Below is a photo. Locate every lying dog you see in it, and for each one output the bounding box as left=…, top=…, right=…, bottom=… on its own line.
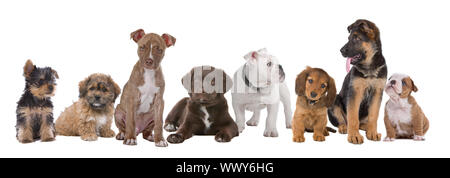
left=292, top=67, right=336, bottom=142
left=384, top=73, right=429, bottom=141
left=328, top=19, right=387, bottom=144
left=56, top=73, right=121, bottom=141
left=164, top=66, right=238, bottom=143
left=232, top=48, right=292, bottom=137
left=16, top=60, right=58, bottom=143
left=114, top=29, right=176, bottom=146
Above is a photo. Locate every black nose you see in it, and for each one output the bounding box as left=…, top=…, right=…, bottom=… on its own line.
left=340, top=46, right=348, bottom=54
left=95, top=96, right=101, bottom=100
left=310, top=92, right=317, bottom=98
left=48, top=85, right=53, bottom=91
left=390, top=80, right=396, bottom=85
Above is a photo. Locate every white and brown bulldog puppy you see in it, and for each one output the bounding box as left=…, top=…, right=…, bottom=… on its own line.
left=232, top=48, right=292, bottom=137
left=384, top=73, right=429, bottom=141
left=114, top=29, right=176, bottom=146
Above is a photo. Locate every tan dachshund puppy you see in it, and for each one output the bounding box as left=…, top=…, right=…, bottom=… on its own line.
left=292, top=67, right=336, bottom=142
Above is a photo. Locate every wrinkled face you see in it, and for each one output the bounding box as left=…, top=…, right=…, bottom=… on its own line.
left=341, top=20, right=379, bottom=67
left=23, top=60, right=58, bottom=100
left=305, top=71, right=329, bottom=101
left=182, top=66, right=232, bottom=105
left=385, top=73, right=417, bottom=99
left=80, top=74, right=120, bottom=111
left=244, top=48, right=283, bottom=88
left=137, top=34, right=167, bottom=69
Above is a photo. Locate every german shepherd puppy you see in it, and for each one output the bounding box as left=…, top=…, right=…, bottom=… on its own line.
left=328, top=19, right=387, bottom=144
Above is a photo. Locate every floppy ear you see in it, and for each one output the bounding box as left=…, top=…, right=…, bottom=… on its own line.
left=23, top=59, right=35, bottom=79
left=52, top=69, right=59, bottom=79
left=410, top=78, right=418, bottom=92
left=222, top=71, right=233, bottom=94
left=244, top=51, right=257, bottom=61
left=278, top=65, right=286, bottom=83
left=162, top=33, right=176, bottom=48
left=108, top=76, right=121, bottom=101
left=130, top=29, right=145, bottom=43
left=323, top=76, right=337, bottom=107
left=181, top=69, right=194, bottom=92
left=295, top=67, right=310, bottom=96
left=78, top=76, right=91, bottom=98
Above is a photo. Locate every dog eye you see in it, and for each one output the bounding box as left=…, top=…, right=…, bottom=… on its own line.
left=308, top=79, right=313, bottom=84
left=89, top=87, right=95, bottom=91
left=267, top=62, right=272, bottom=67
left=402, top=81, right=406, bottom=86
left=321, top=84, right=326, bottom=88
left=139, top=46, right=145, bottom=51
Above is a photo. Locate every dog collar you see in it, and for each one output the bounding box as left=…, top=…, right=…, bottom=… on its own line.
left=242, top=64, right=264, bottom=92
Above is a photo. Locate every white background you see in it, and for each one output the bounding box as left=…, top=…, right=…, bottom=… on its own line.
left=1, top=0, right=449, bottom=158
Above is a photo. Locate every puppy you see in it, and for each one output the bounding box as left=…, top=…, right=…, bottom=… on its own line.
left=114, top=29, right=176, bottom=146
left=292, top=67, right=336, bottom=142
left=328, top=19, right=387, bottom=144
left=16, top=60, right=58, bottom=143
left=55, top=73, right=121, bottom=141
left=232, top=48, right=292, bottom=137
left=164, top=66, right=238, bottom=143
left=383, top=73, right=429, bottom=141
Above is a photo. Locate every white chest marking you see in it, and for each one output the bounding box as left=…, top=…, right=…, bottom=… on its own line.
left=88, top=115, right=109, bottom=135
left=386, top=98, right=412, bottom=135
left=137, top=69, right=160, bottom=114
left=200, top=106, right=212, bottom=129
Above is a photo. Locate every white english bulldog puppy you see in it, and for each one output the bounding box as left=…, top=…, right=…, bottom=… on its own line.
left=231, top=48, right=292, bottom=137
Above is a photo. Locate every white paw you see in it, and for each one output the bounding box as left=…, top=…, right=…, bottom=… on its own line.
left=124, top=138, right=137, bottom=145
left=246, top=119, right=259, bottom=126
left=383, top=137, right=395, bottom=142
left=116, top=132, right=125, bottom=140
left=285, top=122, right=292, bottom=129
left=413, top=135, right=425, bottom=141
left=238, top=125, right=245, bottom=133
left=164, top=124, right=177, bottom=132
left=263, top=129, right=279, bottom=137
left=155, top=140, right=168, bottom=147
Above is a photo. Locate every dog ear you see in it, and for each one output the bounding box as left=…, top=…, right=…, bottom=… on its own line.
left=244, top=51, right=258, bottom=61
left=108, top=76, right=121, bottom=101
left=222, top=71, right=233, bottom=94
left=162, top=33, right=176, bottom=48
left=278, top=65, right=286, bottom=83
left=130, top=29, right=145, bottom=43
left=323, top=76, right=337, bottom=107
left=23, top=59, right=35, bottom=78
left=410, top=77, right=418, bottom=92
left=52, top=69, right=59, bottom=79
left=348, top=20, right=377, bottom=40
left=295, top=67, right=310, bottom=96
left=78, top=76, right=91, bottom=98
left=181, top=69, right=194, bottom=92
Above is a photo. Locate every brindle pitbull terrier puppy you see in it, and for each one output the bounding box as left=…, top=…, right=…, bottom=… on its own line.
left=114, top=29, right=176, bottom=146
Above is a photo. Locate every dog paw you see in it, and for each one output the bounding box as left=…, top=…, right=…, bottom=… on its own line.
left=338, top=125, right=347, bottom=134
left=263, top=129, right=279, bottom=137
left=18, top=137, right=34, bottom=144
left=286, top=122, right=292, bottom=129
left=81, top=134, right=98, bottom=141
left=145, top=135, right=155, bottom=142
left=164, top=124, right=177, bottom=132
left=293, top=136, right=305, bottom=143
left=413, top=135, right=425, bottom=141
left=116, top=132, right=125, bottom=140
left=41, top=136, right=55, bottom=142
left=366, top=131, right=381, bottom=141
left=215, top=133, right=232, bottom=143
left=348, top=133, right=364, bottom=144
left=155, top=140, right=168, bottom=147
left=384, top=137, right=395, bottom=142
left=167, top=134, right=184, bottom=144
left=101, top=130, right=116, bottom=138
left=246, top=119, right=259, bottom=126
left=313, top=134, right=325, bottom=142
left=123, top=138, right=137, bottom=145
left=238, top=125, right=245, bottom=133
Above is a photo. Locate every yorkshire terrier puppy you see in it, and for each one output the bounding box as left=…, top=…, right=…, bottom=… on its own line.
left=16, top=60, right=59, bottom=143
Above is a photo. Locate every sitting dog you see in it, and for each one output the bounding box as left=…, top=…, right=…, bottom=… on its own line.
left=232, top=48, right=292, bottom=137
left=164, top=66, right=238, bottom=143
left=55, top=73, right=121, bottom=141
left=114, top=29, right=176, bottom=146
left=383, top=73, right=429, bottom=141
left=292, top=67, right=336, bottom=142
left=16, top=60, right=58, bottom=143
left=328, top=19, right=387, bottom=144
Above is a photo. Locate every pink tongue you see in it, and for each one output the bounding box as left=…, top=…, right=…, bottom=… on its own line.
left=346, top=57, right=352, bottom=73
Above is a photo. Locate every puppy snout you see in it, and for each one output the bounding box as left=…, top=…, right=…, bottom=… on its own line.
left=310, top=92, right=317, bottom=98
left=340, top=46, right=348, bottom=55
left=94, top=95, right=101, bottom=101
left=390, top=80, right=396, bottom=85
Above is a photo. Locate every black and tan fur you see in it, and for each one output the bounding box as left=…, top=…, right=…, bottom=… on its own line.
left=327, top=19, right=388, bottom=144
left=16, top=60, right=59, bottom=143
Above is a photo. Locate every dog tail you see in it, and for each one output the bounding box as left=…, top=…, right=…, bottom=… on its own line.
left=327, top=108, right=340, bottom=127
left=164, top=97, right=189, bottom=132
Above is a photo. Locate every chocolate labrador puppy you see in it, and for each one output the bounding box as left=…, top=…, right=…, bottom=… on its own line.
left=164, top=66, right=239, bottom=143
